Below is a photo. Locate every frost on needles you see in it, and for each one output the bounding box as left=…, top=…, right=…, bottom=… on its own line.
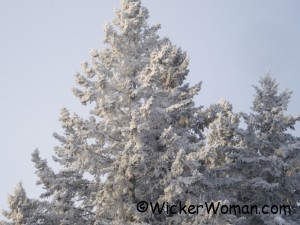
left=1, top=0, right=299, bottom=225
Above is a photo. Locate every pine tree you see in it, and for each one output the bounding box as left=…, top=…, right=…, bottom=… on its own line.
left=2, top=1, right=300, bottom=224
left=207, top=74, right=300, bottom=225
left=199, top=75, right=300, bottom=225
left=241, top=74, right=300, bottom=224
left=2, top=183, right=36, bottom=225
left=1, top=0, right=208, bottom=224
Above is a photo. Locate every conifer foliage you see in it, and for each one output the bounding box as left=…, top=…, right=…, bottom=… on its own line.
left=1, top=1, right=299, bottom=224
left=240, top=75, right=300, bottom=224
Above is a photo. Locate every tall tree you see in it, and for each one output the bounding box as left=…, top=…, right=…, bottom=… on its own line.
left=1, top=0, right=208, bottom=224
left=2, top=1, right=300, bottom=224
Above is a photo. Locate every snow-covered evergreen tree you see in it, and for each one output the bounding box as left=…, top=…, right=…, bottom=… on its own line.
left=207, top=74, right=300, bottom=225
left=2, top=0, right=300, bottom=224
left=2, top=183, right=37, bottom=225
left=1, top=0, right=208, bottom=224
left=199, top=75, right=300, bottom=225
left=198, top=99, right=246, bottom=225
left=240, top=74, right=300, bottom=224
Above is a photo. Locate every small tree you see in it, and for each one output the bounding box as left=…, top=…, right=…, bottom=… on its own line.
left=241, top=74, right=300, bottom=224
left=209, top=75, right=299, bottom=224
left=199, top=75, right=300, bottom=225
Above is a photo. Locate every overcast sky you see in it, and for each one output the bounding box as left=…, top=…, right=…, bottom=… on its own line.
left=1, top=0, right=300, bottom=216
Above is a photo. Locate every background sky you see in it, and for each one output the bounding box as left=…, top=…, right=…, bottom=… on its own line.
left=1, top=0, right=300, bottom=218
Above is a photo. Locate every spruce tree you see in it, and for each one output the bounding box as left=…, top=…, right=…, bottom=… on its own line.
left=204, top=75, right=300, bottom=225
left=1, top=0, right=208, bottom=224
left=2, top=1, right=300, bottom=224
left=241, top=74, right=300, bottom=224
left=199, top=75, right=300, bottom=225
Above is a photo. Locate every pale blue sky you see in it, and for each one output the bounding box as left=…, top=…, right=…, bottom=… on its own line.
left=1, top=0, right=300, bottom=216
